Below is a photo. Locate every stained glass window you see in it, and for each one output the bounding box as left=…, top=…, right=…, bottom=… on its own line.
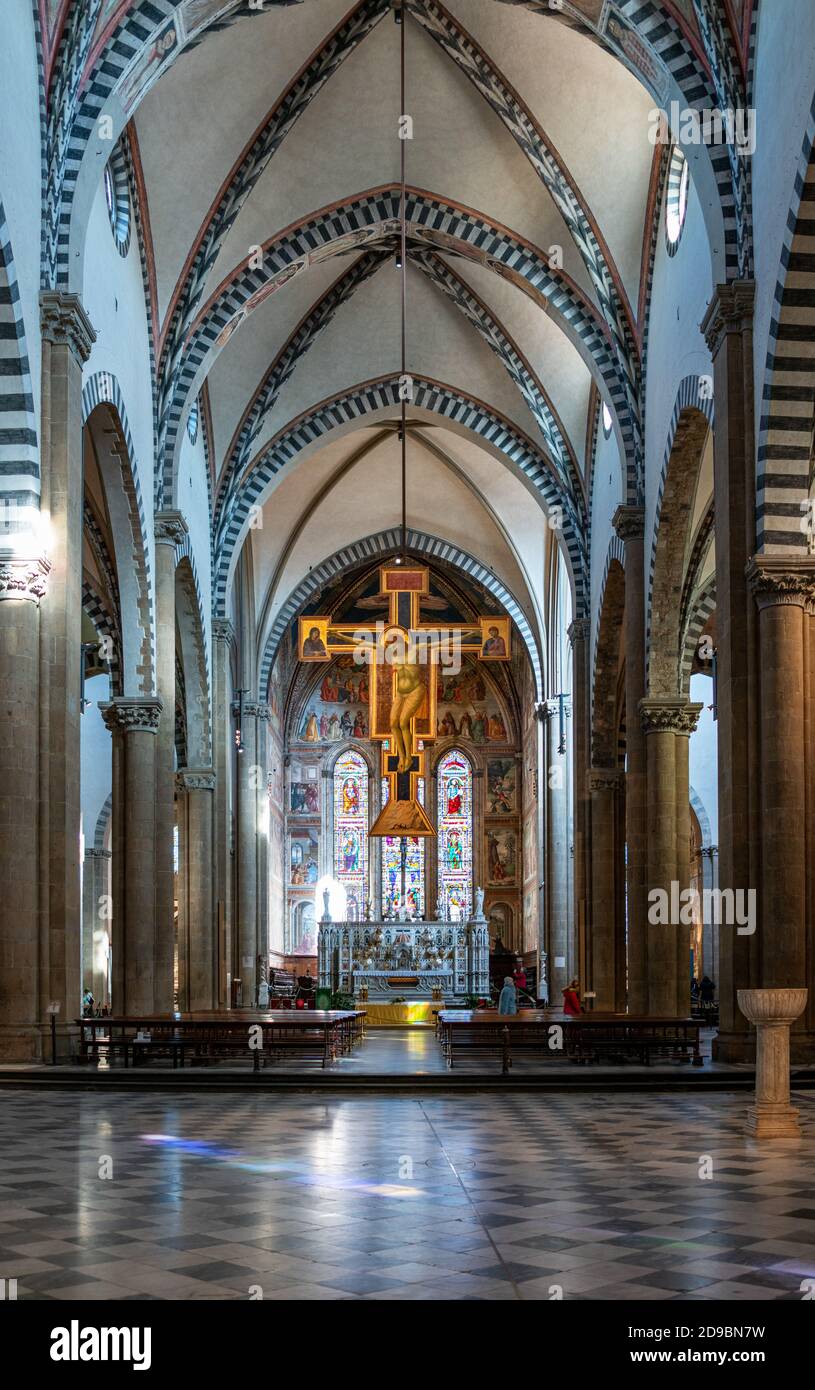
left=333, top=750, right=368, bottom=919
left=380, top=777, right=425, bottom=917
left=437, top=749, right=473, bottom=921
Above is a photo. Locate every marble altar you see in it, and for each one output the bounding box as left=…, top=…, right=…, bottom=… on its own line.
left=318, top=918, right=489, bottom=1000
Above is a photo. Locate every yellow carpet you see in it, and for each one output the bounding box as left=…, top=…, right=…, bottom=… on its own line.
left=362, top=1001, right=444, bottom=1026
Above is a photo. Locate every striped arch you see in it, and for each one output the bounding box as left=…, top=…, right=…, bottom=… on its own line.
left=93, top=793, right=113, bottom=853
left=689, top=786, right=714, bottom=851
left=414, top=250, right=586, bottom=519
left=216, top=246, right=587, bottom=541
left=678, top=497, right=714, bottom=644
left=680, top=574, right=716, bottom=698
left=757, top=96, right=815, bottom=554
left=160, top=189, right=635, bottom=509
left=215, top=247, right=388, bottom=531
left=646, top=375, right=713, bottom=691
left=217, top=374, right=587, bottom=622
left=82, top=574, right=123, bottom=697
left=0, top=200, right=39, bottom=533
left=82, top=371, right=155, bottom=694
left=258, top=527, right=543, bottom=704
left=47, top=0, right=740, bottom=294
left=173, top=539, right=212, bottom=766
left=591, top=535, right=626, bottom=764
left=410, top=0, right=641, bottom=461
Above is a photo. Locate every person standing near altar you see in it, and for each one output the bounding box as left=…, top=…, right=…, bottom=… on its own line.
left=498, top=976, right=517, bottom=1015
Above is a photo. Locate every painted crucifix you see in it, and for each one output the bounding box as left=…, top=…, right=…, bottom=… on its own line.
left=298, top=563, right=510, bottom=839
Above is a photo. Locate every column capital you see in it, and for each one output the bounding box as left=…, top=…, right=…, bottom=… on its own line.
left=154, top=510, right=189, bottom=547
left=701, top=280, right=755, bottom=357
left=176, top=767, right=216, bottom=793
left=231, top=699, right=271, bottom=722
left=212, top=619, right=235, bottom=646
left=612, top=504, right=645, bottom=542
left=99, top=696, right=162, bottom=734
left=0, top=556, right=50, bottom=602
left=746, top=556, right=815, bottom=614
left=567, top=617, right=589, bottom=646
left=587, top=766, right=623, bottom=793
left=639, top=697, right=703, bottom=737
left=39, top=290, right=96, bottom=364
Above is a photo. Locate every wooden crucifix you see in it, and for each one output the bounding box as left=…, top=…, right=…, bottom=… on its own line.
left=298, top=563, right=510, bottom=839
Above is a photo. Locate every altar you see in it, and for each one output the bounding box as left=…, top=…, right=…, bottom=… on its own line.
left=318, top=918, right=489, bottom=1001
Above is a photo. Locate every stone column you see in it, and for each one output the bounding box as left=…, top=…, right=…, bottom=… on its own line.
left=613, top=505, right=647, bottom=1012
left=34, top=293, right=96, bottom=1058
left=175, top=768, right=216, bottom=1011
left=568, top=618, right=590, bottom=992
left=0, top=558, right=48, bottom=1058
left=701, top=281, right=758, bottom=1060
left=82, top=848, right=111, bottom=1002
left=541, top=699, right=570, bottom=1005
left=99, top=698, right=162, bottom=1013
left=212, top=620, right=234, bottom=1006
left=640, top=699, right=702, bottom=1015
left=153, top=511, right=188, bottom=1012
left=587, top=767, right=622, bottom=1010
left=738, top=988, right=808, bottom=1137
left=748, top=558, right=815, bottom=1055
left=233, top=699, right=271, bottom=1007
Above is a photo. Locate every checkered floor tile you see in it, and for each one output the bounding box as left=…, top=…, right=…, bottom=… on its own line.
left=0, top=1089, right=812, bottom=1300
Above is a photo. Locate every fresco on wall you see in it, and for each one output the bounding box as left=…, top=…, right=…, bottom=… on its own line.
left=486, top=758, right=517, bottom=814
left=435, top=660, right=510, bottom=744
left=289, top=828, right=319, bottom=886
left=290, top=901, right=318, bottom=956
left=290, top=779, right=319, bottom=814
left=487, top=828, right=517, bottom=886
left=294, top=656, right=369, bottom=744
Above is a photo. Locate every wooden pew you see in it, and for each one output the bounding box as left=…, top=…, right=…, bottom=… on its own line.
left=436, top=1010, right=703, bottom=1072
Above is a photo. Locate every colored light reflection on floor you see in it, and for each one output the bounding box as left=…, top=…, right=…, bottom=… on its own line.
left=141, top=1134, right=425, bottom=1197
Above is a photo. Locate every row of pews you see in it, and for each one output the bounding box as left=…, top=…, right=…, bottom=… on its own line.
left=75, top=1010, right=366, bottom=1071
left=436, top=1010, right=704, bottom=1072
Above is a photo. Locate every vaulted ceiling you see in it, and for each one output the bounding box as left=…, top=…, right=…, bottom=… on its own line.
left=68, top=0, right=735, bottom=673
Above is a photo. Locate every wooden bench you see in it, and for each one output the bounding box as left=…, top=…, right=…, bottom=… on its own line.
left=436, top=1010, right=703, bottom=1071
left=75, top=1010, right=366, bottom=1071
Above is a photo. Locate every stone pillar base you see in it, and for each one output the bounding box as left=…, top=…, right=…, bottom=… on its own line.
left=746, top=1102, right=801, bottom=1139
left=0, top=1025, right=44, bottom=1063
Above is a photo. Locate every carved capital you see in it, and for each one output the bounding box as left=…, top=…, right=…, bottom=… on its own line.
left=99, top=696, right=162, bottom=735
left=176, top=767, right=216, bottom=793
left=701, top=280, right=755, bottom=358
left=639, top=697, right=703, bottom=737
left=587, top=767, right=623, bottom=793
left=231, top=700, right=271, bottom=723
left=154, top=509, right=189, bottom=547
left=746, top=556, right=815, bottom=614
left=212, top=619, right=235, bottom=645
left=40, top=291, right=96, bottom=364
left=612, top=504, right=645, bottom=542
left=567, top=618, right=589, bottom=646
left=0, top=556, right=50, bottom=602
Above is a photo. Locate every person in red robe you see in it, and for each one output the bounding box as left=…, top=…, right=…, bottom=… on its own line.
left=562, top=978, right=582, bottom=1016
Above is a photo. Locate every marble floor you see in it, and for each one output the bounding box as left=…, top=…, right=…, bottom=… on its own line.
left=1, top=1088, right=814, bottom=1300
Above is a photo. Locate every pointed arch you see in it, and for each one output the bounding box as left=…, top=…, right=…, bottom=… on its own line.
left=217, top=375, right=587, bottom=626
left=0, top=200, right=39, bottom=535
left=82, top=371, right=155, bottom=695
left=646, top=376, right=713, bottom=695
left=757, top=102, right=815, bottom=553
left=436, top=746, right=473, bottom=921
left=257, top=527, right=543, bottom=704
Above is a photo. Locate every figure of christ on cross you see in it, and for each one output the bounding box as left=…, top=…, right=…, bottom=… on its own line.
left=389, top=648, right=426, bottom=774
left=296, top=563, right=510, bottom=836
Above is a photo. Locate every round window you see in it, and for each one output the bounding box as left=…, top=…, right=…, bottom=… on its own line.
left=666, top=148, right=690, bottom=252
left=104, top=147, right=131, bottom=258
